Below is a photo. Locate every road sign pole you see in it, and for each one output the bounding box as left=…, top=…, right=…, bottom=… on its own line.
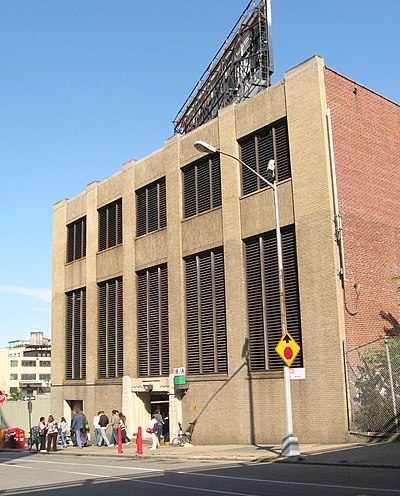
left=274, top=184, right=300, bottom=458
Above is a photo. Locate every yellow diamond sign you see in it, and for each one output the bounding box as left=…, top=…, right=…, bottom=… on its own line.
left=275, top=331, right=300, bottom=367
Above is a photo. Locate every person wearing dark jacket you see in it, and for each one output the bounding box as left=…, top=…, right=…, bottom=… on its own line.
left=97, top=410, right=110, bottom=446
left=71, top=408, right=86, bottom=449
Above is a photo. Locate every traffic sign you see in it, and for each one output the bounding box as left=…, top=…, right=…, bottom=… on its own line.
left=0, top=391, right=7, bottom=405
left=275, top=331, right=301, bottom=367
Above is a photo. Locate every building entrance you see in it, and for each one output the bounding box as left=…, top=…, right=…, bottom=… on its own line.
left=150, top=392, right=169, bottom=442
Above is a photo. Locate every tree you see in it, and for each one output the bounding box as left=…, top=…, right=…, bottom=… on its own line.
left=8, top=388, right=23, bottom=401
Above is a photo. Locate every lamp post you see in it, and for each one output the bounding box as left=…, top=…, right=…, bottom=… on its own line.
left=194, top=140, right=300, bottom=457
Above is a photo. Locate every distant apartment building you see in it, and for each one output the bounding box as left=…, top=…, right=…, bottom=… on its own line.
left=51, top=56, right=399, bottom=444
left=0, top=331, right=51, bottom=397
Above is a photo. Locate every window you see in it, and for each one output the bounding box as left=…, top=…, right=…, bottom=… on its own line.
left=10, top=374, right=18, bottom=380
left=183, top=154, right=221, bottom=219
left=39, top=374, right=51, bottom=381
left=244, top=225, right=302, bottom=371
left=21, top=374, right=36, bottom=380
left=136, top=177, right=167, bottom=237
left=66, top=288, right=86, bottom=380
left=239, top=118, right=291, bottom=196
left=21, top=360, right=36, bottom=367
left=67, top=216, right=86, bottom=262
left=39, top=361, right=51, bottom=367
left=98, top=277, right=123, bottom=378
left=10, top=360, right=18, bottom=367
left=98, top=198, right=122, bottom=251
left=137, top=264, right=169, bottom=376
left=185, top=248, right=227, bottom=375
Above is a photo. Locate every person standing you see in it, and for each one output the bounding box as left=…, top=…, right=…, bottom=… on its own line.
left=98, top=410, right=110, bottom=446
left=46, top=415, right=58, bottom=452
left=109, top=409, right=120, bottom=446
left=39, top=416, right=47, bottom=452
left=118, top=412, right=131, bottom=444
left=93, top=411, right=102, bottom=447
left=71, top=408, right=85, bottom=449
left=59, top=417, right=68, bottom=448
left=153, top=409, right=164, bottom=442
left=147, top=414, right=159, bottom=451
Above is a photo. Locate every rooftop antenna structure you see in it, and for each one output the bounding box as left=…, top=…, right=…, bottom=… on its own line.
left=173, top=0, right=274, bottom=135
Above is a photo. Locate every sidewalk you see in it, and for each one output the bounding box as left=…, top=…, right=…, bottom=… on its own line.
left=2, top=439, right=399, bottom=469
left=37, top=438, right=400, bottom=468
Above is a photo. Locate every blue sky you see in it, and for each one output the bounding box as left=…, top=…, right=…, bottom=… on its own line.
left=0, top=0, right=399, bottom=347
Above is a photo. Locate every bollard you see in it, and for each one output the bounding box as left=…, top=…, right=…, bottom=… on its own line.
left=117, top=425, right=122, bottom=454
left=132, top=426, right=143, bottom=455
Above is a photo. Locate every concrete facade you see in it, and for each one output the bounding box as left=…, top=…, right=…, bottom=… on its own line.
left=51, top=56, right=399, bottom=444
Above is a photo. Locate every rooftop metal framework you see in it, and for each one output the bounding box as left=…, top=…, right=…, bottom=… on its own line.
left=173, top=0, right=274, bottom=135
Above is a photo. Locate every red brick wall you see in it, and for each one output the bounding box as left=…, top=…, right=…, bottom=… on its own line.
left=324, top=67, right=400, bottom=349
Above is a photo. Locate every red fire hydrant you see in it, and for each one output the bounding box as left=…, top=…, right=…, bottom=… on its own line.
left=133, top=426, right=143, bottom=455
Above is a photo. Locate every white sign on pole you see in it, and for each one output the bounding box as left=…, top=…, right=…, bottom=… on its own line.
left=289, top=368, right=306, bottom=380
left=173, top=367, right=186, bottom=376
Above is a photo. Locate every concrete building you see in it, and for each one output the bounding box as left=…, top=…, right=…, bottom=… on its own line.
left=51, top=56, right=400, bottom=444
left=0, top=331, right=51, bottom=397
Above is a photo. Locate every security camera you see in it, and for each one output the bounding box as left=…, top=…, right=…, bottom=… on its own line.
left=267, top=159, right=275, bottom=172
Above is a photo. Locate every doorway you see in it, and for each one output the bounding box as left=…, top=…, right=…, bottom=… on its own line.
left=150, top=393, right=169, bottom=442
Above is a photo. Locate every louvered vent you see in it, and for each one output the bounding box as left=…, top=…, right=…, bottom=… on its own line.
left=185, top=248, right=227, bottom=375
left=239, top=118, right=291, bottom=195
left=66, top=217, right=86, bottom=263
left=98, top=199, right=123, bottom=251
left=136, top=177, right=167, bottom=236
left=98, top=277, right=123, bottom=378
left=137, top=264, right=169, bottom=377
left=245, top=225, right=302, bottom=371
left=183, top=154, right=221, bottom=219
left=66, top=288, right=86, bottom=380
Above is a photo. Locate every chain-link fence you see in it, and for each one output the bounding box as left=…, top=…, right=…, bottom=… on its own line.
left=344, top=337, right=400, bottom=436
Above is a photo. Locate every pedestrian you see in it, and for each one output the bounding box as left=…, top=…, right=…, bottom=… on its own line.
left=59, top=416, right=68, bottom=448
left=98, top=410, right=110, bottom=446
left=118, top=412, right=131, bottom=444
left=46, top=415, right=58, bottom=452
left=93, top=411, right=102, bottom=447
left=153, top=409, right=164, bottom=442
left=70, top=408, right=86, bottom=449
left=147, top=414, right=159, bottom=451
left=80, top=413, right=90, bottom=447
left=109, top=409, right=120, bottom=446
left=39, top=416, right=47, bottom=452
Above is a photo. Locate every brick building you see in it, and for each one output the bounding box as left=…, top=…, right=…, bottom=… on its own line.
left=51, top=56, right=399, bottom=444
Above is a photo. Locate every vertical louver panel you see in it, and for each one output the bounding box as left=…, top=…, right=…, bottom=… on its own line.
left=240, top=136, right=258, bottom=196
left=282, top=227, right=302, bottom=367
left=159, top=178, right=167, bottom=229
left=245, top=240, right=266, bottom=370
left=137, top=265, right=169, bottom=377
left=98, top=277, right=123, bottom=378
left=274, top=120, right=291, bottom=182
left=183, top=155, right=221, bottom=219
left=136, top=178, right=167, bottom=236
left=185, top=257, right=200, bottom=374
left=66, top=288, right=86, bottom=380
left=245, top=225, right=302, bottom=371
left=183, top=166, right=196, bottom=219
left=136, top=188, right=147, bottom=237
left=147, top=184, right=158, bottom=233
left=211, top=155, right=222, bottom=208
left=197, top=162, right=211, bottom=214
left=185, top=248, right=227, bottom=375
left=98, top=199, right=122, bottom=251
left=66, top=217, right=86, bottom=263
left=137, top=271, right=149, bottom=376
left=239, top=118, right=291, bottom=195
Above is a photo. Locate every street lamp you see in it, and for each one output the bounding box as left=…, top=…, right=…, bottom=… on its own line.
left=194, top=140, right=300, bottom=457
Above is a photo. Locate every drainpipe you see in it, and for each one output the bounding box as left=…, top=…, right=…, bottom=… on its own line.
left=326, top=108, right=360, bottom=315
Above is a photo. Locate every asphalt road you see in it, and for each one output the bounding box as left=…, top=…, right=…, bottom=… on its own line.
left=0, top=451, right=399, bottom=495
